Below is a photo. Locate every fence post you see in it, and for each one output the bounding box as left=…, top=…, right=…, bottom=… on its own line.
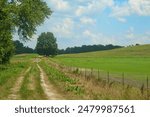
left=85, top=68, right=86, bottom=79
left=98, top=69, right=100, bottom=80
left=147, top=76, right=149, bottom=99
left=91, top=68, right=93, bottom=78
left=122, top=72, right=125, bottom=89
left=141, top=84, right=145, bottom=97
left=107, top=72, right=110, bottom=84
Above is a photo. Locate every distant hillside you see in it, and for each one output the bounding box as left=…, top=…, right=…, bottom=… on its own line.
left=60, top=44, right=150, bottom=58
left=58, top=44, right=122, bottom=54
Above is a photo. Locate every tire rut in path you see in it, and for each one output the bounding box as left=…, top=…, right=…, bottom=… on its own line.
left=7, top=67, right=31, bottom=100
left=37, top=64, right=64, bottom=100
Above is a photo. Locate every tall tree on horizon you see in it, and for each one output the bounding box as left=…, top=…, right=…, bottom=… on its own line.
left=36, top=32, right=58, bottom=56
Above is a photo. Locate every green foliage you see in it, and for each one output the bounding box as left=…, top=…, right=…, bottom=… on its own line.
left=0, top=0, right=52, bottom=64
left=39, top=60, right=85, bottom=98
left=13, top=40, right=34, bottom=54
left=36, top=32, right=58, bottom=56
left=58, top=44, right=122, bottom=54
left=0, top=32, right=14, bottom=64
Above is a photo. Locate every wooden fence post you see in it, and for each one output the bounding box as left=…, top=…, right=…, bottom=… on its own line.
left=122, top=72, right=125, bottom=89
left=147, top=76, right=149, bottom=99
left=91, top=68, right=93, bottom=78
left=98, top=69, right=100, bottom=80
left=107, top=72, right=110, bottom=84
left=85, top=68, right=86, bottom=79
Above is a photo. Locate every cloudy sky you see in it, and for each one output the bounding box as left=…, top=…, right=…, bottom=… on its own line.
left=24, top=0, right=150, bottom=49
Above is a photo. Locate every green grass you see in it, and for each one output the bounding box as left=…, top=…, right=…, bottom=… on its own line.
left=52, top=44, right=150, bottom=81
left=39, top=59, right=85, bottom=99
left=0, top=61, right=29, bottom=99
left=60, top=44, right=150, bottom=58
left=0, top=54, right=38, bottom=99
left=20, top=64, right=46, bottom=100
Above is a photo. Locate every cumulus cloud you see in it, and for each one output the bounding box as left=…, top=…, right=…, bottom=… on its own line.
left=75, top=0, right=114, bottom=16
left=48, top=0, right=70, bottom=11
left=83, top=30, right=116, bottom=44
left=80, top=17, right=96, bottom=25
left=111, top=0, right=150, bottom=22
left=51, top=18, right=74, bottom=38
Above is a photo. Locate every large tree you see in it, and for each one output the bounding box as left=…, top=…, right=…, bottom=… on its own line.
left=36, top=32, right=58, bottom=56
left=0, top=0, right=52, bottom=64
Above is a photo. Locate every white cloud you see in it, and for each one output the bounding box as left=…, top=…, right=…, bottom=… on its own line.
left=129, top=0, right=150, bottom=16
left=48, top=0, right=70, bottom=11
left=110, top=5, right=131, bottom=20
left=80, top=17, right=96, bottom=25
left=75, top=0, right=114, bottom=16
left=51, top=18, right=74, bottom=38
left=83, top=30, right=116, bottom=44
left=111, top=0, right=150, bottom=22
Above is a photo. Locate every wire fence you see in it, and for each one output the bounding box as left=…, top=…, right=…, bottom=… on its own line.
left=48, top=60, right=149, bottom=99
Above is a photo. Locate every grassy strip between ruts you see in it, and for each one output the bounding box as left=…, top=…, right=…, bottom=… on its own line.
left=20, top=63, right=46, bottom=100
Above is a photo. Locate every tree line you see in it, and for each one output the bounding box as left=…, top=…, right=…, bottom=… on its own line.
left=13, top=39, right=123, bottom=55
left=13, top=40, right=35, bottom=54
left=58, top=44, right=123, bottom=54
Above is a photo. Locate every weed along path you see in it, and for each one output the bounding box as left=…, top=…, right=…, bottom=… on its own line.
left=37, top=64, right=64, bottom=100
left=7, top=67, right=31, bottom=100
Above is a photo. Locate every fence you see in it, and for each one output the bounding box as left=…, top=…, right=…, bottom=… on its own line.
left=48, top=60, right=150, bottom=99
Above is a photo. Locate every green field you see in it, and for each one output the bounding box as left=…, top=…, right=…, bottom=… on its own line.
left=53, top=44, right=150, bottom=79
left=0, top=45, right=150, bottom=100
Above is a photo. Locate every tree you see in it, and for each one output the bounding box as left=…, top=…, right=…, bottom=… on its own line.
left=36, top=32, right=58, bottom=56
left=0, top=0, right=51, bottom=64
left=13, top=40, right=34, bottom=54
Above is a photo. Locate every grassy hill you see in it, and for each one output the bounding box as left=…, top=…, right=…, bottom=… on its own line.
left=59, top=44, right=150, bottom=58
left=53, top=44, right=150, bottom=76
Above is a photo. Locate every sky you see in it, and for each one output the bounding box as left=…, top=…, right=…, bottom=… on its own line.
left=22, top=0, right=150, bottom=49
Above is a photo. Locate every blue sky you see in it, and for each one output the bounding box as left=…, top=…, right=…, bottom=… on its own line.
left=23, top=0, right=150, bottom=49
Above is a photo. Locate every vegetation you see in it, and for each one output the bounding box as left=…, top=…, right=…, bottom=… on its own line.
left=58, top=44, right=122, bottom=54
left=0, top=0, right=51, bottom=64
left=39, top=59, right=85, bottom=99
left=0, top=59, right=29, bottom=99
left=36, top=32, right=58, bottom=56
left=60, top=44, right=150, bottom=58
left=20, top=64, right=46, bottom=100
left=13, top=40, right=34, bottom=54
left=53, top=44, right=150, bottom=80
left=0, top=54, right=149, bottom=100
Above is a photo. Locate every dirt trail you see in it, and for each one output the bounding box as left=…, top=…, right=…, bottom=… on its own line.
left=7, top=67, right=31, bottom=100
left=37, top=64, right=64, bottom=100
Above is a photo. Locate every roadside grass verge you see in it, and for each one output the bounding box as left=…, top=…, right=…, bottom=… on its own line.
left=39, top=59, right=85, bottom=99
left=0, top=62, right=28, bottom=99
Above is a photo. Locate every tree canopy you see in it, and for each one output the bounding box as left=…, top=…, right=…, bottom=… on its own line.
left=36, top=32, right=58, bottom=56
left=58, top=44, right=123, bottom=54
left=0, top=0, right=51, bottom=64
left=13, top=40, right=34, bottom=54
